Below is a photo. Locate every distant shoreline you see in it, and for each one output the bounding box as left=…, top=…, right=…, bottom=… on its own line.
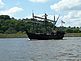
left=0, top=34, right=28, bottom=38
left=64, top=33, right=81, bottom=37
left=0, top=33, right=81, bottom=38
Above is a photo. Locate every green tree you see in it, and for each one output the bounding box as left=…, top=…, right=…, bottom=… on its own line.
left=0, top=15, right=11, bottom=20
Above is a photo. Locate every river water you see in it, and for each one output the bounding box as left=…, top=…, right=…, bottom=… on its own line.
left=0, top=37, right=81, bottom=61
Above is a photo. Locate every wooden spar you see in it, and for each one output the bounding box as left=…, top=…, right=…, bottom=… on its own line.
left=34, top=16, right=45, bottom=19
left=33, top=15, right=55, bottom=22
left=56, top=15, right=60, bottom=22
left=52, top=15, right=60, bottom=26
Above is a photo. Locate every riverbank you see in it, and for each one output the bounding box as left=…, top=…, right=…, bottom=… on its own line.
left=0, top=33, right=81, bottom=38
left=64, top=33, right=81, bottom=37
left=0, top=34, right=28, bottom=38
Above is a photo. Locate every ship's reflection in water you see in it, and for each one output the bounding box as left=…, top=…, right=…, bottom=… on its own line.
left=0, top=37, right=81, bottom=61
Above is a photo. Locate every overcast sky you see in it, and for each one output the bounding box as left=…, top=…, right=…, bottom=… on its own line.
left=0, top=0, right=81, bottom=27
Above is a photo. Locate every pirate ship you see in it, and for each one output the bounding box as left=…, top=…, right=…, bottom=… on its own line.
left=25, top=13, right=65, bottom=40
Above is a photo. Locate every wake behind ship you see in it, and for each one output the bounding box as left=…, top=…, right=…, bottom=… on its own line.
left=25, top=13, right=65, bottom=40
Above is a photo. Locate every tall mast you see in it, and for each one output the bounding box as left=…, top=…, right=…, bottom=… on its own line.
left=44, top=13, right=48, bottom=33
left=32, top=12, right=35, bottom=33
left=54, top=16, right=55, bottom=22
left=32, top=13, right=34, bottom=19
left=53, top=15, right=56, bottom=29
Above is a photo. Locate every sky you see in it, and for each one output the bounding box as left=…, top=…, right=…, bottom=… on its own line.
left=0, top=0, right=81, bottom=27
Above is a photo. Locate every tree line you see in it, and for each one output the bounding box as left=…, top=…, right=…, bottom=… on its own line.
left=0, top=15, right=81, bottom=34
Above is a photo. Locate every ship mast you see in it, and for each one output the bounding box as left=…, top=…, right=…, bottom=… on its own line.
left=32, top=13, right=35, bottom=33
left=31, top=13, right=59, bottom=33
left=44, top=13, right=48, bottom=33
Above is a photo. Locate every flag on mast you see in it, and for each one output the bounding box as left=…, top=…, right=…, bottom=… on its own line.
left=61, top=20, right=65, bottom=23
left=61, top=20, right=65, bottom=27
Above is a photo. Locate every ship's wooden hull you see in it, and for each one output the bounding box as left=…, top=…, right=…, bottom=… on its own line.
left=26, top=31, right=65, bottom=40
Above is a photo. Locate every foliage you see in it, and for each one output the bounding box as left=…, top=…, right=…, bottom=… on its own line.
left=0, top=15, right=81, bottom=34
left=0, top=15, right=10, bottom=20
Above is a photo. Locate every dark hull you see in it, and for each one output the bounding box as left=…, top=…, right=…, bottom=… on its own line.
left=26, top=31, right=65, bottom=40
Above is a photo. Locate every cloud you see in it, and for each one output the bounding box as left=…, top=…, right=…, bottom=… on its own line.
left=0, top=7, right=23, bottom=16
left=50, top=0, right=81, bottom=11
left=50, top=0, right=81, bottom=27
left=0, top=0, right=4, bottom=8
left=63, top=11, right=81, bottom=27
left=29, top=0, right=48, bottom=3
